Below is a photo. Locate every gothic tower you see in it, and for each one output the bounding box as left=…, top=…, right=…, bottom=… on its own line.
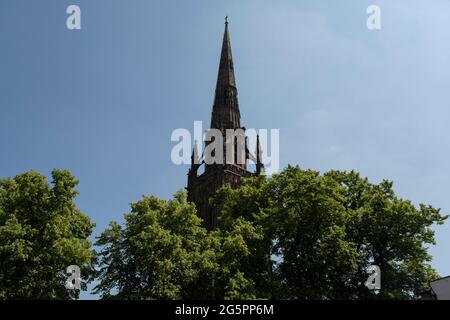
left=187, top=19, right=263, bottom=229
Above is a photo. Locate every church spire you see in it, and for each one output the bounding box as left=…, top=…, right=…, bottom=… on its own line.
left=210, top=18, right=241, bottom=131
left=187, top=20, right=263, bottom=230
left=216, top=17, right=236, bottom=90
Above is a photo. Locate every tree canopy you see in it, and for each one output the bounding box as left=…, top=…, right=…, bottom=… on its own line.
left=0, top=170, right=95, bottom=299
left=94, top=165, right=447, bottom=299
left=0, top=167, right=445, bottom=299
left=94, top=191, right=262, bottom=299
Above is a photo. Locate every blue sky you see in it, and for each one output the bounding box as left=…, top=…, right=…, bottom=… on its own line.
left=1, top=0, right=449, bottom=298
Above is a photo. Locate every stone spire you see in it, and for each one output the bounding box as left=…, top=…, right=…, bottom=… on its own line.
left=210, top=18, right=241, bottom=131
left=187, top=19, right=261, bottom=230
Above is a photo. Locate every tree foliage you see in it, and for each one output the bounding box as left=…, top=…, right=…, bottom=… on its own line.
left=95, top=165, right=447, bottom=299
left=0, top=170, right=95, bottom=299
left=214, top=166, right=447, bottom=299
left=94, top=191, right=261, bottom=299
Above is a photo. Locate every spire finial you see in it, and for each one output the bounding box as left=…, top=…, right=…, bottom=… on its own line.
left=225, top=16, right=228, bottom=25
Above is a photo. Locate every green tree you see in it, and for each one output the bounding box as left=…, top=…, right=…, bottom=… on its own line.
left=214, top=167, right=362, bottom=299
left=214, top=166, right=447, bottom=299
left=94, top=191, right=261, bottom=299
left=95, top=165, right=446, bottom=300
left=325, top=170, right=446, bottom=299
left=0, top=170, right=95, bottom=299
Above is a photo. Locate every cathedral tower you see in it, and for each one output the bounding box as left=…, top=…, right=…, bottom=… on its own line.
left=187, top=19, right=263, bottom=229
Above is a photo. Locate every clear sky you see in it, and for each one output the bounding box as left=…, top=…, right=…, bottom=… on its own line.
left=1, top=0, right=449, bottom=299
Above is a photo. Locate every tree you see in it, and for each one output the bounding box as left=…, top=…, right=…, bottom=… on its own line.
left=0, top=170, right=95, bottom=299
left=325, top=170, right=446, bottom=299
left=214, top=165, right=447, bottom=299
left=95, top=165, right=447, bottom=300
left=214, top=167, right=362, bottom=299
left=94, top=191, right=261, bottom=299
